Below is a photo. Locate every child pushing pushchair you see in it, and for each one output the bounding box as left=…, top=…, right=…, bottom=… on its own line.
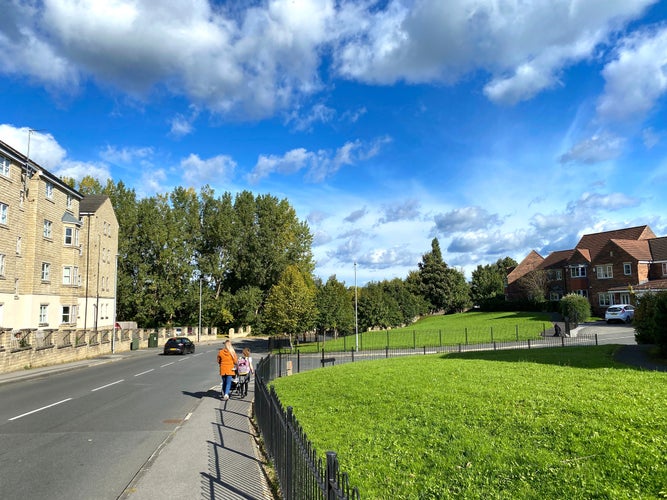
left=230, top=348, right=254, bottom=398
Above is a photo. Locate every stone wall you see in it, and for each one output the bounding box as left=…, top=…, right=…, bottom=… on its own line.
left=0, top=326, right=220, bottom=374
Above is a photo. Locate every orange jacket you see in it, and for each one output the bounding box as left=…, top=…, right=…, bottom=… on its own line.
left=217, top=348, right=237, bottom=376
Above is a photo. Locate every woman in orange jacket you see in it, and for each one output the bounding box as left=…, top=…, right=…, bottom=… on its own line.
left=217, top=339, right=238, bottom=400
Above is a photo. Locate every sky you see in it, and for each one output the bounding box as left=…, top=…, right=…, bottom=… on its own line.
left=1, top=0, right=667, bottom=287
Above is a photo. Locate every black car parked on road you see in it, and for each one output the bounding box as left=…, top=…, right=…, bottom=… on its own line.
left=163, top=337, right=196, bottom=355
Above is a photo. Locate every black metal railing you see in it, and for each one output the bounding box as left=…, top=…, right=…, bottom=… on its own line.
left=255, top=357, right=361, bottom=499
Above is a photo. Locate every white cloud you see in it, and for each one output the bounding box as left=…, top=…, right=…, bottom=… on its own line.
left=100, top=145, right=154, bottom=164
left=432, top=206, right=502, bottom=234
left=379, top=199, right=421, bottom=223
left=597, top=25, right=667, bottom=121
left=180, top=153, right=236, bottom=187
left=559, top=132, right=625, bottom=164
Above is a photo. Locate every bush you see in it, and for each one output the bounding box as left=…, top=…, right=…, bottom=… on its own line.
left=560, top=294, right=591, bottom=327
left=634, top=291, right=667, bottom=354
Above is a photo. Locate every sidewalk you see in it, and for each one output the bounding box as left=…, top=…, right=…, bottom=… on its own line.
left=0, top=346, right=275, bottom=500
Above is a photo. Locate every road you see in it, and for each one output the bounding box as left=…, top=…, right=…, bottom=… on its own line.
left=0, top=341, right=226, bottom=500
left=576, top=321, right=637, bottom=345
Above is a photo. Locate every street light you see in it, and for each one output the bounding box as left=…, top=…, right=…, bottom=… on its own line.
left=354, top=261, right=358, bottom=352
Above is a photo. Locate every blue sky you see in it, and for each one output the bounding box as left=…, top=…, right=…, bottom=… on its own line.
left=1, top=0, right=667, bottom=286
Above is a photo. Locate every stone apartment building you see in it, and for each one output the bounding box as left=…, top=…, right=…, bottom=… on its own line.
left=0, top=138, right=118, bottom=333
left=506, top=225, right=667, bottom=316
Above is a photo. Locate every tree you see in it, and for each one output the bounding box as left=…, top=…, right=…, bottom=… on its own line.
left=517, top=269, right=548, bottom=303
left=560, top=293, right=590, bottom=327
left=634, top=291, right=667, bottom=354
left=417, top=238, right=450, bottom=312
left=263, top=265, right=317, bottom=344
left=444, top=267, right=472, bottom=313
left=471, top=257, right=517, bottom=309
left=315, top=275, right=354, bottom=337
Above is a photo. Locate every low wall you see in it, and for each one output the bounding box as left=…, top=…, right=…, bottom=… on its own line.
left=0, top=326, right=220, bottom=375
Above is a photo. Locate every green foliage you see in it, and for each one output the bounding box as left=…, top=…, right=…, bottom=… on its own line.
left=471, top=257, right=517, bottom=309
left=559, top=293, right=591, bottom=326
left=272, top=346, right=667, bottom=499
left=315, top=275, right=354, bottom=336
left=417, top=238, right=471, bottom=313
left=264, top=265, right=317, bottom=340
left=634, top=291, right=667, bottom=354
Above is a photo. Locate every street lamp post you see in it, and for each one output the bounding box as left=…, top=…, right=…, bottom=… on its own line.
left=354, top=261, right=358, bottom=352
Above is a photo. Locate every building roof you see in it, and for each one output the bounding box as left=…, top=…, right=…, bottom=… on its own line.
left=609, top=239, right=652, bottom=261
left=507, top=250, right=543, bottom=284
left=648, top=237, right=667, bottom=262
left=575, top=225, right=655, bottom=261
left=539, top=249, right=573, bottom=269
left=608, top=278, right=667, bottom=292
left=79, top=195, right=110, bottom=214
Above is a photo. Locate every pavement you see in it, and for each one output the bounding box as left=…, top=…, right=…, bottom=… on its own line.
left=0, top=343, right=275, bottom=500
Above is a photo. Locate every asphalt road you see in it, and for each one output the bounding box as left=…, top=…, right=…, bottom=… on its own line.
left=0, top=341, right=227, bottom=500
left=577, top=321, right=637, bottom=345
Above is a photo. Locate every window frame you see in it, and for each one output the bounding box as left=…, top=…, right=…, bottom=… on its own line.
left=596, top=264, right=613, bottom=279
left=64, top=227, right=73, bottom=246
left=623, top=262, right=632, bottom=276
left=0, top=155, right=9, bottom=177
left=0, top=202, right=8, bottom=225
left=39, top=304, right=48, bottom=325
left=599, top=293, right=612, bottom=307
left=41, top=262, right=51, bottom=282
left=45, top=181, right=54, bottom=200
left=43, top=219, right=52, bottom=238
left=662, top=262, right=667, bottom=276
left=570, top=265, right=586, bottom=278
left=0, top=253, right=5, bottom=276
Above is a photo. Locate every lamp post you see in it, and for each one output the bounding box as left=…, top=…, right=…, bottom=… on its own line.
left=198, top=277, right=202, bottom=343
left=354, top=261, right=358, bottom=352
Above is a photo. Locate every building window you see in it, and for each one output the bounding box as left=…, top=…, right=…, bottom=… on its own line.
left=623, top=263, right=632, bottom=276
left=64, top=227, right=73, bottom=245
left=596, top=264, right=613, bottom=279
left=39, top=304, right=48, bottom=324
left=66, top=195, right=72, bottom=210
left=570, top=266, right=586, bottom=278
left=16, top=236, right=21, bottom=255
left=549, top=292, right=561, bottom=301
left=45, top=181, right=54, bottom=199
left=0, top=202, right=8, bottom=225
left=41, top=262, right=51, bottom=282
left=599, top=293, right=612, bottom=306
left=62, top=266, right=79, bottom=286
left=0, top=155, right=9, bottom=177
left=620, top=293, right=631, bottom=304
left=573, top=289, right=589, bottom=298
left=62, top=305, right=76, bottom=324
left=0, top=253, right=5, bottom=276
left=43, top=219, right=52, bottom=238
left=75, top=228, right=80, bottom=247
left=548, top=269, right=562, bottom=280
left=662, top=263, right=667, bottom=276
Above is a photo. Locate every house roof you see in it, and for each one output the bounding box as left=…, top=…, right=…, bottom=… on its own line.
left=79, top=195, right=110, bottom=214
left=575, top=225, right=655, bottom=261
left=507, top=250, right=543, bottom=284
left=608, top=278, right=667, bottom=292
left=648, top=237, right=667, bottom=262
left=539, top=249, right=573, bottom=269
left=608, top=239, right=652, bottom=261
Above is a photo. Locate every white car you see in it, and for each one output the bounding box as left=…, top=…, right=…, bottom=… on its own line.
left=605, top=304, right=635, bottom=324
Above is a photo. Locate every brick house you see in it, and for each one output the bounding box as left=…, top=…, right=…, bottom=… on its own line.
left=0, top=138, right=118, bottom=332
left=506, top=225, right=667, bottom=316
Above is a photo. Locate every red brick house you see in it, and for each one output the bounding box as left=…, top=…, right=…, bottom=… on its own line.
left=506, top=225, right=667, bottom=315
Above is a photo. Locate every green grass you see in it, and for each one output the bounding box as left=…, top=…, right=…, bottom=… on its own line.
left=295, top=311, right=555, bottom=353
left=271, top=346, right=667, bottom=499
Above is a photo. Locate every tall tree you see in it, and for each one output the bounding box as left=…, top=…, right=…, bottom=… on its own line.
left=263, top=265, right=317, bottom=343
left=470, top=257, right=517, bottom=308
left=417, top=238, right=450, bottom=312
left=316, top=275, right=354, bottom=337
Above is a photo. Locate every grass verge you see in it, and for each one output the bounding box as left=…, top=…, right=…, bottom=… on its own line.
left=271, top=345, right=667, bottom=499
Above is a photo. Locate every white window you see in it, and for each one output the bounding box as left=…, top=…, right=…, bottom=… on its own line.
left=599, top=293, right=612, bottom=306
left=62, top=305, right=76, bottom=324
left=623, top=262, right=632, bottom=276
left=620, top=293, right=631, bottom=304
left=574, top=289, right=589, bottom=298
left=0, top=155, right=9, bottom=177
left=596, top=264, right=613, bottom=279
left=16, top=236, right=21, bottom=255
left=75, top=228, right=80, bottom=247
left=570, top=266, right=586, bottom=278
left=64, top=227, right=73, bottom=245
left=41, top=262, right=50, bottom=281
left=662, top=263, right=667, bottom=276
left=548, top=269, right=562, bottom=280
left=66, top=195, right=72, bottom=210
left=0, top=253, right=5, bottom=276
left=0, top=202, right=7, bottom=225
left=43, top=219, right=52, bottom=238
left=63, top=266, right=71, bottom=285
left=39, top=304, right=48, bottom=324
left=45, top=181, right=54, bottom=199
left=549, top=292, right=561, bottom=301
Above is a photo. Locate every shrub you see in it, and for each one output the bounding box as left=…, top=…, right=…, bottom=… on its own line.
left=634, top=291, right=667, bottom=354
left=559, top=293, right=590, bottom=327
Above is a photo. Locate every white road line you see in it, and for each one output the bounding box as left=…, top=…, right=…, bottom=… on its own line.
left=9, top=398, right=73, bottom=421
left=91, top=379, right=125, bottom=392
left=160, top=362, right=175, bottom=368
left=134, top=369, right=155, bottom=377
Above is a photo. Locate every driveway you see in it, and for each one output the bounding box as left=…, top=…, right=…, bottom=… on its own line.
left=576, top=321, right=636, bottom=345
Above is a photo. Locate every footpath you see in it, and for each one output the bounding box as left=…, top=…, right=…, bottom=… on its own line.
left=0, top=340, right=275, bottom=500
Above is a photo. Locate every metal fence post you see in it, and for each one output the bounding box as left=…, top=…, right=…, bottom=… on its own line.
left=326, top=451, right=338, bottom=500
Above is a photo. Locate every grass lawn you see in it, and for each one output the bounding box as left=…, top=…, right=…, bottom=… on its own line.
left=295, top=311, right=557, bottom=353
left=270, top=345, right=667, bottom=499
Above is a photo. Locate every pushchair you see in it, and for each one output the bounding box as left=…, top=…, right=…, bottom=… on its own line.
left=231, top=371, right=250, bottom=397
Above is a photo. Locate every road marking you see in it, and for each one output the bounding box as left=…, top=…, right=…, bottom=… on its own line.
left=91, top=379, right=125, bottom=392
left=160, top=362, right=175, bottom=368
left=134, top=369, right=155, bottom=377
left=184, top=412, right=193, bottom=421
left=9, top=398, right=73, bottom=421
